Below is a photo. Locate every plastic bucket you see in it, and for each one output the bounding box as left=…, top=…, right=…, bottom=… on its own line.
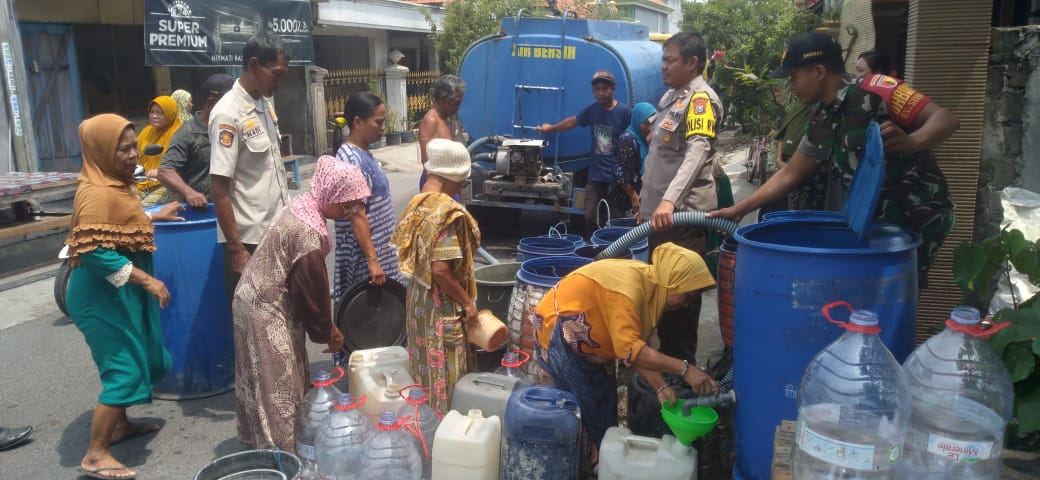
left=717, top=236, right=736, bottom=348
left=592, top=227, right=648, bottom=262
left=515, top=236, right=576, bottom=262
left=508, top=256, right=591, bottom=378
left=194, top=449, right=301, bottom=480
left=732, top=219, right=921, bottom=480
left=573, top=244, right=633, bottom=260
left=148, top=204, right=234, bottom=399
left=474, top=263, right=521, bottom=371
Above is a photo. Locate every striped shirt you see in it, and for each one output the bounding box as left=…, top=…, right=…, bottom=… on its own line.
left=333, top=143, right=401, bottom=298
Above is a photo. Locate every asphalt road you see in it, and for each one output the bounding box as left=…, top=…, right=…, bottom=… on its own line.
left=0, top=140, right=756, bottom=479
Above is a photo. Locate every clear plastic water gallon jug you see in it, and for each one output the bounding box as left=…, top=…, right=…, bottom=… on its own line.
left=598, top=426, right=696, bottom=480
left=791, top=305, right=911, bottom=479
left=397, top=385, right=443, bottom=479
left=296, top=368, right=343, bottom=480
left=501, top=386, right=581, bottom=480
left=431, top=409, right=501, bottom=480
left=897, top=306, right=1014, bottom=479
left=315, top=393, right=374, bottom=480
left=358, top=412, right=424, bottom=480
left=494, top=350, right=534, bottom=384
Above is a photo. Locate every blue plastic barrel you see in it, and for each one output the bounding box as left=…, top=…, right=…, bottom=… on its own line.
left=516, top=236, right=576, bottom=262
left=606, top=217, right=639, bottom=229
left=732, top=219, right=921, bottom=480
left=760, top=210, right=846, bottom=222
left=573, top=244, right=633, bottom=260
left=148, top=204, right=234, bottom=399
left=517, top=255, right=592, bottom=288
left=501, top=386, right=581, bottom=480
left=592, top=227, right=648, bottom=262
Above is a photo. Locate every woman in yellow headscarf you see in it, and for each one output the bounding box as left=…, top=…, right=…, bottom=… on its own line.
left=534, top=242, right=719, bottom=472
left=136, top=95, right=182, bottom=206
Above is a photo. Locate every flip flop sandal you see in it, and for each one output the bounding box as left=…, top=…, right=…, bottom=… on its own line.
left=77, top=466, right=137, bottom=479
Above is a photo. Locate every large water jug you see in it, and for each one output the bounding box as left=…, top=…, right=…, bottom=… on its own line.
left=351, top=365, right=415, bottom=426
left=450, top=372, right=529, bottom=420
left=315, top=393, right=374, bottom=480
left=296, top=368, right=343, bottom=480
left=501, top=386, right=581, bottom=480
left=348, top=346, right=410, bottom=389
left=397, top=385, right=443, bottom=479
left=358, top=412, right=424, bottom=480
left=897, top=306, right=1014, bottom=479
left=598, top=426, right=696, bottom=480
left=431, top=409, right=501, bottom=480
left=494, top=350, right=534, bottom=384
left=791, top=306, right=911, bottom=479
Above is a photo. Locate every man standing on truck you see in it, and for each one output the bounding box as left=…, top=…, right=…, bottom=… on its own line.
left=538, top=71, right=632, bottom=237
left=640, top=32, right=724, bottom=364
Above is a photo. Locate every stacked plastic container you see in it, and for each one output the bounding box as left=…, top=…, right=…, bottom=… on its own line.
left=897, top=306, right=1014, bottom=479
left=296, top=369, right=342, bottom=480
left=315, top=393, right=374, bottom=480
left=791, top=307, right=911, bottom=478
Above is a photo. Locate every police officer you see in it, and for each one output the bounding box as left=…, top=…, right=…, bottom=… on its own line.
left=210, top=33, right=291, bottom=301
left=640, top=32, right=724, bottom=364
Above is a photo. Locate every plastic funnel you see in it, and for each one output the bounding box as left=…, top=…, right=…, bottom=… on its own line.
left=661, top=402, right=718, bottom=446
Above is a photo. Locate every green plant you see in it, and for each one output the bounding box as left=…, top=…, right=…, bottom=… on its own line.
left=953, top=228, right=1040, bottom=436
left=682, top=0, right=818, bottom=137
left=384, top=108, right=401, bottom=134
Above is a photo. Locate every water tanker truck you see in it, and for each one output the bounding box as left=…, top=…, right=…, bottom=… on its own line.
left=457, top=17, right=666, bottom=217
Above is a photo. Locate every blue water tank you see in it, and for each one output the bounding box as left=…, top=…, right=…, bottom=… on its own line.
left=458, top=17, right=665, bottom=170
left=148, top=204, right=235, bottom=399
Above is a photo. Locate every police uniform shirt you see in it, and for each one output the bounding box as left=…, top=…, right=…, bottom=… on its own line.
left=209, top=79, right=290, bottom=244
left=640, top=75, right=724, bottom=215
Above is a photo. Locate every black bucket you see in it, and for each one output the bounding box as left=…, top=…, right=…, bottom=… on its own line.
left=627, top=372, right=692, bottom=438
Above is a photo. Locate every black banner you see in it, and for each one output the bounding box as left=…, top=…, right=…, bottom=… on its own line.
left=144, top=0, right=314, bottom=66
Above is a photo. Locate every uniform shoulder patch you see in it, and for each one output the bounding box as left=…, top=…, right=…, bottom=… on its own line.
left=218, top=128, right=235, bottom=148
left=686, top=91, right=717, bottom=139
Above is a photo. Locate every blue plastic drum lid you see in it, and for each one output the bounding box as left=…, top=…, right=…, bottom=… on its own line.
left=592, top=227, right=648, bottom=262
left=760, top=210, right=846, bottom=222
left=574, top=244, right=633, bottom=260
left=730, top=219, right=921, bottom=480
left=535, top=233, right=585, bottom=250
left=516, top=236, right=577, bottom=262
left=517, top=256, right=592, bottom=288
left=146, top=204, right=234, bottom=399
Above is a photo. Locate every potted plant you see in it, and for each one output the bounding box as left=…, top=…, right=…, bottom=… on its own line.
left=384, top=108, right=402, bottom=146
left=953, top=228, right=1040, bottom=452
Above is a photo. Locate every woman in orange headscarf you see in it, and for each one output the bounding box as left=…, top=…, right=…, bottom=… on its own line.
left=66, top=113, right=184, bottom=479
left=136, top=95, right=182, bottom=206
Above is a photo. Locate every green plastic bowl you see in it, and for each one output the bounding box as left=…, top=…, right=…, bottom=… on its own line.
left=661, top=403, right=719, bottom=446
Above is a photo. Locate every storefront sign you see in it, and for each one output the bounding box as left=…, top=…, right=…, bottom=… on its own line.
left=145, top=0, right=314, bottom=66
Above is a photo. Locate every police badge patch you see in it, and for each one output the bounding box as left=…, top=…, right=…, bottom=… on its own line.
left=693, top=97, right=708, bottom=115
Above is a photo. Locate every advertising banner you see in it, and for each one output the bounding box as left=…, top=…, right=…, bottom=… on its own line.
left=145, top=0, right=314, bottom=66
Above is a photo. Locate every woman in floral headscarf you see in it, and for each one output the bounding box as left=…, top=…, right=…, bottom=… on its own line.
left=231, top=155, right=369, bottom=452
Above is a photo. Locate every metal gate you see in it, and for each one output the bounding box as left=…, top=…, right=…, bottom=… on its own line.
left=20, top=24, right=84, bottom=172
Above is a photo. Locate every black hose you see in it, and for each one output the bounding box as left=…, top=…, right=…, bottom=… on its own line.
left=596, top=212, right=739, bottom=260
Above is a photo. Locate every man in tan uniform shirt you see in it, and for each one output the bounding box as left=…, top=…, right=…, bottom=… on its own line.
left=640, top=32, right=724, bottom=364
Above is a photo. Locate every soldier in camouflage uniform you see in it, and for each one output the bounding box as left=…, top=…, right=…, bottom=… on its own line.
left=710, top=32, right=958, bottom=288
